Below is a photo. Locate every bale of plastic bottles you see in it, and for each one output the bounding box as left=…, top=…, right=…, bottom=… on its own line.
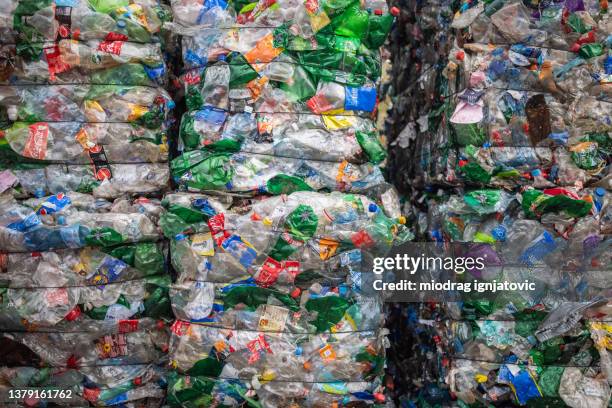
left=164, top=0, right=408, bottom=406
left=384, top=0, right=611, bottom=407
left=0, top=1, right=175, bottom=406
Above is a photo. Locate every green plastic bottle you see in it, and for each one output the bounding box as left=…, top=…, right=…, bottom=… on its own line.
left=268, top=204, right=318, bottom=261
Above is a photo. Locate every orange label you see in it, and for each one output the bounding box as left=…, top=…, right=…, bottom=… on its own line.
left=319, top=344, right=336, bottom=361
left=318, top=238, right=339, bottom=260
left=244, top=34, right=283, bottom=71
left=247, top=76, right=269, bottom=100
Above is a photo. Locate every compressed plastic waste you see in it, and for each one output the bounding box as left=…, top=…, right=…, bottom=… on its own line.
left=383, top=0, right=611, bottom=407
left=165, top=0, right=403, bottom=405
left=0, top=1, right=175, bottom=406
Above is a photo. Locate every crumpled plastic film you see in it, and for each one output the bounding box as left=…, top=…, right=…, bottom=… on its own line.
left=383, top=0, right=611, bottom=407
left=0, top=1, right=175, bottom=406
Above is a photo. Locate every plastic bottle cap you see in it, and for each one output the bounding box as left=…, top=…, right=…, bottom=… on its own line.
left=390, top=6, right=400, bottom=16
left=368, top=203, right=378, bottom=213
left=595, top=187, right=605, bottom=197
left=57, top=215, right=66, bottom=225
left=290, top=287, right=301, bottom=298
left=263, top=217, right=273, bottom=226
left=175, top=234, right=187, bottom=241
left=295, top=346, right=302, bottom=356
left=531, top=169, right=541, bottom=177
left=374, top=9, right=383, bottom=15
left=7, top=105, right=17, bottom=121
left=218, top=54, right=227, bottom=62
left=117, top=19, right=126, bottom=29
left=398, top=216, right=406, bottom=224
left=133, top=377, right=142, bottom=386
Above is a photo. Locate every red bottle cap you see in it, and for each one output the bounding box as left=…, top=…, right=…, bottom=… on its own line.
left=390, top=6, right=400, bottom=16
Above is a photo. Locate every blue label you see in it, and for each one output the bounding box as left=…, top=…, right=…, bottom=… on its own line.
left=60, top=224, right=88, bottom=249
left=144, top=64, right=166, bottom=83
left=103, top=392, right=128, bottom=406
left=36, top=193, right=71, bottom=215
left=55, top=0, right=79, bottom=6
left=89, top=256, right=128, bottom=288
left=7, top=212, right=40, bottom=232
left=185, top=50, right=207, bottom=68
left=192, top=198, right=217, bottom=217
left=194, top=107, right=228, bottom=126
left=519, top=231, right=556, bottom=266
left=344, top=86, right=377, bottom=112
left=222, top=235, right=257, bottom=268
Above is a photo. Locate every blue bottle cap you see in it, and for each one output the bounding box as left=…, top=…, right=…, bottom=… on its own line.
left=117, top=19, right=126, bottom=29
left=175, top=234, right=187, bottom=241
left=531, top=169, right=541, bottom=177
left=294, top=346, right=302, bottom=356
left=218, top=54, right=227, bottom=62
left=368, top=203, right=378, bottom=213
left=57, top=215, right=66, bottom=225
left=595, top=187, right=605, bottom=197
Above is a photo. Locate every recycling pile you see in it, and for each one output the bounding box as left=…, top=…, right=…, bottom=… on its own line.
left=384, top=0, right=612, bottom=407
left=0, top=1, right=175, bottom=405
left=162, top=0, right=411, bottom=405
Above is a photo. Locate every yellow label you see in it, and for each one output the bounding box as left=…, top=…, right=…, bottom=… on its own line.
left=75, top=128, right=96, bottom=150
left=127, top=104, right=148, bottom=122
left=475, top=374, right=488, bottom=383
left=309, top=11, right=331, bottom=32
left=322, top=114, right=355, bottom=130
left=191, top=233, right=214, bottom=256
left=258, top=304, right=289, bottom=332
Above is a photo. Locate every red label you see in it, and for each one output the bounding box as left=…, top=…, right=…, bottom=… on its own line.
left=83, top=387, right=101, bottom=402
left=281, top=232, right=303, bottom=248
left=23, top=123, right=49, bottom=159
left=284, top=260, right=300, bottom=279
left=208, top=214, right=230, bottom=246
left=95, top=167, right=112, bottom=181
left=118, top=319, right=139, bottom=333
left=104, top=32, right=129, bottom=42
left=306, top=94, right=333, bottom=114
left=98, top=40, right=124, bottom=55
left=46, top=288, right=69, bottom=306
left=64, top=306, right=81, bottom=321
left=255, top=257, right=282, bottom=287
left=351, top=230, right=375, bottom=249
left=305, top=0, right=320, bottom=13
left=246, top=334, right=272, bottom=363
left=43, top=46, right=70, bottom=80
left=171, top=320, right=191, bottom=336
left=183, top=70, right=201, bottom=86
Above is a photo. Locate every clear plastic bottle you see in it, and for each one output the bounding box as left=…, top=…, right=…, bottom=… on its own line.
left=201, top=54, right=230, bottom=110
